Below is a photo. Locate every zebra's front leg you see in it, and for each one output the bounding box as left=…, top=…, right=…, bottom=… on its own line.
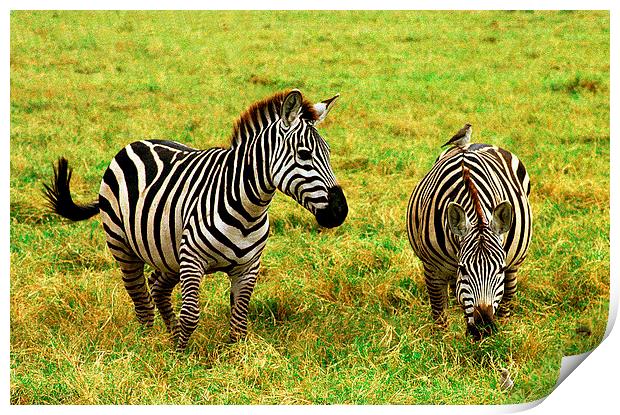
left=228, top=262, right=260, bottom=343
left=176, top=262, right=204, bottom=352
left=497, top=269, right=518, bottom=319
left=425, top=268, right=449, bottom=328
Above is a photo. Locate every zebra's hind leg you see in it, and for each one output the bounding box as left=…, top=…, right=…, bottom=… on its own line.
left=150, top=270, right=180, bottom=335
left=424, top=267, right=449, bottom=328
left=497, top=268, right=518, bottom=319
left=114, top=254, right=155, bottom=328
left=228, top=261, right=260, bottom=343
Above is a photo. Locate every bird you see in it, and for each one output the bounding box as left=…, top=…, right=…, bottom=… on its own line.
left=441, top=123, right=472, bottom=148
left=499, top=368, right=514, bottom=391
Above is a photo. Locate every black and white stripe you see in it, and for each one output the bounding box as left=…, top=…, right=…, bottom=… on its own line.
left=44, top=89, right=348, bottom=350
left=407, top=143, right=532, bottom=339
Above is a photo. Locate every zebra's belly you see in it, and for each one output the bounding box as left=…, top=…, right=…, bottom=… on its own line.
left=106, top=215, right=269, bottom=277
left=180, top=216, right=271, bottom=275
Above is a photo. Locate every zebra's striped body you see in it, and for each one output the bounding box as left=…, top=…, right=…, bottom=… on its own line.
left=407, top=143, right=531, bottom=338
left=44, top=90, right=348, bottom=350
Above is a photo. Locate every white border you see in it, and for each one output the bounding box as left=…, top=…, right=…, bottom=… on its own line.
left=4, top=1, right=617, bottom=413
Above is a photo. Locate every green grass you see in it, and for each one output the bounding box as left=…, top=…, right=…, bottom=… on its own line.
left=10, top=10, right=609, bottom=404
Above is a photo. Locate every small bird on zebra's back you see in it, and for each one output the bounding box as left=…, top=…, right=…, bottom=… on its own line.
left=441, top=123, right=472, bottom=148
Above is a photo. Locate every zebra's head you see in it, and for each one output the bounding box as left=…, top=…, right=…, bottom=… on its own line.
left=270, top=89, right=348, bottom=228
left=447, top=200, right=514, bottom=340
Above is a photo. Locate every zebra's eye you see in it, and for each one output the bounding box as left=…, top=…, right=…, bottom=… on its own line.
left=298, top=148, right=312, bottom=161
left=458, top=264, right=468, bottom=276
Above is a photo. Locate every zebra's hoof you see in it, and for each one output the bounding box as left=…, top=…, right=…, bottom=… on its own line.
left=496, top=308, right=511, bottom=319
left=136, top=316, right=155, bottom=329
left=433, top=315, right=448, bottom=329
left=164, top=320, right=179, bottom=335
left=175, top=340, right=188, bottom=353
left=227, top=335, right=241, bottom=344
left=228, top=331, right=247, bottom=344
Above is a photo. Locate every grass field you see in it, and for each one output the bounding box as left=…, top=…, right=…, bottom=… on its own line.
left=9, top=10, right=610, bottom=405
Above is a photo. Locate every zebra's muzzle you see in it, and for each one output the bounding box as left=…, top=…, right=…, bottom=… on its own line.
left=467, top=304, right=497, bottom=340
left=315, top=186, right=348, bottom=228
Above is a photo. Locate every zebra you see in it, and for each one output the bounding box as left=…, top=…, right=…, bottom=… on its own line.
left=43, top=89, right=348, bottom=351
left=406, top=143, right=532, bottom=339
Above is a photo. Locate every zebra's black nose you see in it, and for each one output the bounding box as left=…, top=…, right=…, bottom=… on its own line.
left=467, top=304, right=497, bottom=340
left=315, top=186, right=348, bottom=228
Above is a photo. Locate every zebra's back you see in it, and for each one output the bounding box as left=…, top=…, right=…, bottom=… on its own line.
left=407, top=143, right=532, bottom=275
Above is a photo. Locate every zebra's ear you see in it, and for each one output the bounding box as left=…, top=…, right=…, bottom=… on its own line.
left=490, top=201, right=513, bottom=235
left=447, top=202, right=471, bottom=237
left=313, top=93, right=340, bottom=124
left=281, top=89, right=303, bottom=128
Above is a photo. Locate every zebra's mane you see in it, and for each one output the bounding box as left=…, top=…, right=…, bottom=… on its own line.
left=230, top=90, right=319, bottom=147
left=462, top=165, right=488, bottom=226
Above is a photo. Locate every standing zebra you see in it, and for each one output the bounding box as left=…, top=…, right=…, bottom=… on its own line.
left=407, top=143, right=532, bottom=339
left=44, top=89, right=348, bottom=350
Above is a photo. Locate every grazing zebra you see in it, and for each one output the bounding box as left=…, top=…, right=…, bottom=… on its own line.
left=406, top=143, right=532, bottom=339
left=44, top=89, right=348, bottom=350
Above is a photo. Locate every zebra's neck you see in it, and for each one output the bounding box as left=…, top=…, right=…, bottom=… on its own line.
left=225, top=122, right=278, bottom=222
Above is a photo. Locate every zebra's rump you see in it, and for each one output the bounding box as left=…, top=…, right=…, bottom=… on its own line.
left=407, top=143, right=532, bottom=273
left=98, top=140, right=228, bottom=274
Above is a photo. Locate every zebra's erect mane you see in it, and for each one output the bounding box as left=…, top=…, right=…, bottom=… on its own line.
left=462, top=165, right=488, bottom=226
left=230, top=90, right=319, bottom=148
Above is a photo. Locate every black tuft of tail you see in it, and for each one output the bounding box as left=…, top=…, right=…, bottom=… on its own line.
left=43, top=157, right=100, bottom=221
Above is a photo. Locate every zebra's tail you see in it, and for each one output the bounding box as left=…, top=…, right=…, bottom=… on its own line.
left=43, top=157, right=100, bottom=221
